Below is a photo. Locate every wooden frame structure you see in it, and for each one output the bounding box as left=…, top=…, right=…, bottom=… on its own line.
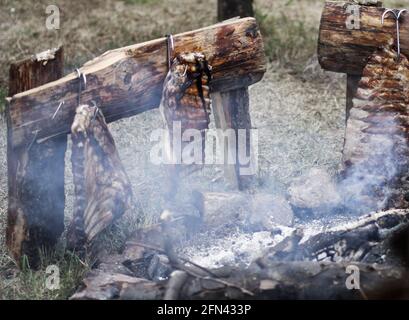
left=5, top=17, right=266, bottom=264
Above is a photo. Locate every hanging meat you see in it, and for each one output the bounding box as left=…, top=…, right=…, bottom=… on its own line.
left=159, top=52, right=212, bottom=198
left=341, top=44, right=409, bottom=211
left=67, top=104, right=133, bottom=250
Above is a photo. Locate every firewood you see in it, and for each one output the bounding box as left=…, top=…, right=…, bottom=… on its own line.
left=71, top=209, right=409, bottom=299
left=71, top=261, right=407, bottom=300
left=267, top=209, right=409, bottom=265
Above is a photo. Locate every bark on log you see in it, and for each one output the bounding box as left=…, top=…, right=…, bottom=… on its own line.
left=6, top=47, right=66, bottom=267
left=267, top=209, right=409, bottom=265
left=7, top=18, right=266, bottom=149
left=218, top=0, right=254, bottom=21
left=318, top=1, right=409, bottom=74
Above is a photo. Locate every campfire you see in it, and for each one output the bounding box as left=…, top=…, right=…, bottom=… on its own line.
left=4, top=1, right=409, bottom=300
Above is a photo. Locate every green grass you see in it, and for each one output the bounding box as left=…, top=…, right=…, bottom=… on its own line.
left=0, top=207, right=144, bottom=300
left=0, top=249, right=90, bottom=300
left=256, top=8, right=317, bottom=72
left=0, top=87, right=7, bottom=115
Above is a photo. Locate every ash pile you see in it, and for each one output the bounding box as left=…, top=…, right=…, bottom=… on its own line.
left=71, top=168, right=409, bottom=300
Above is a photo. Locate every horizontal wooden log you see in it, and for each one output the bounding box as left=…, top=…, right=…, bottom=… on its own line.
left=318, top=1, right=409, bottom=74
left=7, top=17, right=266, bottom=148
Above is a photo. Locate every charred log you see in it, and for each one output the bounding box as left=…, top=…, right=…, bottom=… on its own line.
left=218, top=0, right=254, bottom=21
left=71, top=209, right=409, bottom=300
left=71, top=261, right=407, bottom=300
left=267, top=209, right=409, bottom=265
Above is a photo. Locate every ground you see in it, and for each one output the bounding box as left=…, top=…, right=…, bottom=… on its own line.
left=0, top=0, right=405, bottom=299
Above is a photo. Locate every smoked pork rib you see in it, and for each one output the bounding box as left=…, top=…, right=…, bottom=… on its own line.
left=159, top=53, right=212, bottom=200
left=342, top=45, right=409, bottom=211
left=67, top=105, right=133, bottom=249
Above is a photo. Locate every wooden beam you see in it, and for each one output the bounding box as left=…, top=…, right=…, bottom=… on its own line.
left=318, top=1, right=407, bottom=74
left=6, top=47, right=66, bottom=267
left=7, top=18, right=266, bottom=149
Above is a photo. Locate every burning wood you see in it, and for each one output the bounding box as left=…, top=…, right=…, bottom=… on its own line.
left=67, top=104, right=133, bottom=249
left=71, top=261, right=408, bottom=300
left=267, top=209, right=409, bottom=264
left=71, top=201, right=409, bottom=299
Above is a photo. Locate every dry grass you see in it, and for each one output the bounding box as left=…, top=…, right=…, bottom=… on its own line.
left=0, top=0, right=407, bottom=299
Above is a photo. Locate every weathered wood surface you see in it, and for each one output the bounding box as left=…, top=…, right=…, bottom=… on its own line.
left=345, top=74, right=361, bottom=123
left=318, top=1, right=409, bottom=74
left=213, top=6, right=255, bottom=190
left=212, top=88, right=255, bottom=189
left=6, top=47, right=66, bottom=266
left=7, top=18, right=266, bottom=149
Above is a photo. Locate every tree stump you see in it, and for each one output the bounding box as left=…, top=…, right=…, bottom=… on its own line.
left=6, top=47, right=66, bottom=267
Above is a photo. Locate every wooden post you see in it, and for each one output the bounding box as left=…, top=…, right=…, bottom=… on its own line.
left=214, top=6, right=256, bottom=189
left=6, top=47, right=66, bottom=267
left=345, top=74, right=361, bottom=123
left=212, top=88, right=255, bottom=190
